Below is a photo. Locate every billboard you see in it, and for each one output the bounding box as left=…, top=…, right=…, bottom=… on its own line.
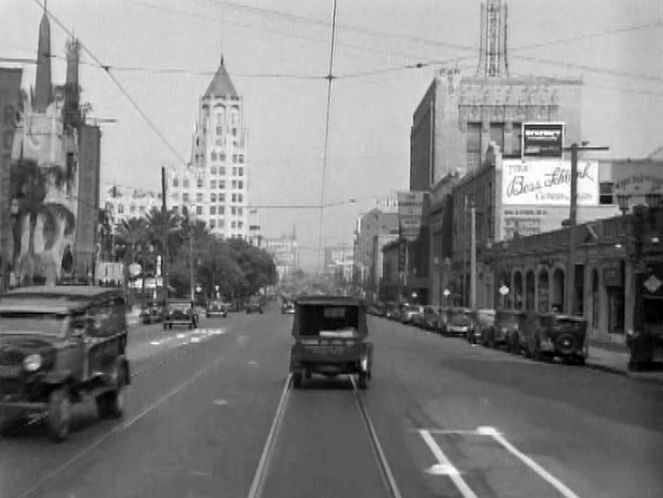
left=522, top=122, right=564, bottom=158
left=502, top=159, right=599, bottom=206
left=75, top=125, right=101, bottom=276
left=397, top=191, right=425, bottom=241
left=0, top=68, right=22, bottom=290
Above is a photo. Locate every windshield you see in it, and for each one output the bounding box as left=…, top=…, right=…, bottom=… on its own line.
left=0, top=312, right=69, bottom=336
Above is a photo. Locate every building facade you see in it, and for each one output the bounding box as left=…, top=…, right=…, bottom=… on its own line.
left=353, top=208, right=399, bottom=293
left=262, top=233, right=300, bottom=282
left=167, top=57, right=249, bottom=240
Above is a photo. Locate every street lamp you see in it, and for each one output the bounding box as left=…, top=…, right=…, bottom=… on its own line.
left=617, top=193, right=631, bottom=215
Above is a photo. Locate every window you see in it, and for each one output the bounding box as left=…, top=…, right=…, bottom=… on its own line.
left=218, top=219, right=225, bottom=228
left=196, top=193, right=203, bottom=203
left=238, top=221, right=243, bottom=229
left=210, top=220, right=216, bottom=229
left=210, top=206, right=216, bottom=215
left=238, top=207, right=243, bottom=216
left=600, top=182, right=614, bottom=205
left=172, top=192, right=179, bottom=201
left=218, top=206, right=225, bottom=215
left=238, top=155, right=244, bottom=164
left=511, top=122, right=522, bottom=157
left=238, top=181, right=243, bottom=189
left=216, top=126, right=223, bottom=136
left=238, top=167, right=244, bottom=176
left=232, top=193, right=237, bottom=203
left=232, top=167, right=237, bottom=176
left=219, top=152, right=226, bottom=162
left=232, top=180, right=237, bottom=189
left=231, top=221, right=236, bottom=229
left=183, top=179, right=190, bottom=188
left=219, top=167, right=226, bottom=175
left=238, top=194, right=243, bottom=203
left=118, top=204, right=124, bottom=214
left=196, top=206, right=202, bottom=215
left=210, top=180, right=217, bottom=189
left=231, top=207, right=236, bottom=215
left=466, top=122, right=482, bottom=170
left=232, top=128, right=237, bottom=137
left=211, top=193, right=217, bottom=203
left=232, top=155, right=238, bottom=164
left=219, top=180, right=225, bottom=189
left=211, top=153, right=217, bottom=162
left=173, top=178, right=179, bottom=187
left=489, top=122, right=505, bottom=152
left=183, top=193, right=190, bottom=203
left=219, top=195, right=225, bottom=204
left=197, top=178, right=203, bottom=188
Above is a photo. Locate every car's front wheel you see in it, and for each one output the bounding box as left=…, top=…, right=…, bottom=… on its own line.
left=48, top=387, right=72, bottom=443
left=98, top=364, right=128, bottom=419
left=357, top=371, right=368, bottom=389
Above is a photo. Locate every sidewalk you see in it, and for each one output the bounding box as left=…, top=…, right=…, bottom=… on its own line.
left=587, top=341, right=663, bottom=386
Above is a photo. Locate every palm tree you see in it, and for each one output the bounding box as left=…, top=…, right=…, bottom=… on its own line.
left=10, top=159, right=76, bottom=285
left=144, top=207, right=181, bottom=261
left=116, top=217, right=146, bottom=266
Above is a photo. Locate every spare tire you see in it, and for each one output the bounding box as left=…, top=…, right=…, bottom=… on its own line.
left=556, top=334, right=577, bottom=355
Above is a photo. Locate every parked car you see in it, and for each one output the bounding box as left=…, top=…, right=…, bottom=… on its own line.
left=206, top=300, right=228, bottom=318
left=482, top=309, right=523, bottom=349
left=444, top=307, right=473, bottom=337
left=246, top=296, right=264, bottom=314
left=400, top=304, right=424, bottom=325
left=281, top=299, right=295, bottom=314
left=518, top=312, right=588, bottom=364
left=164, top=300, right=198, bottom=329
left=289, top=295, right=372, bottom=389
left=422, top=306, right=442, bottom=331
left=468, top=308, right=495, bottom=344
left=0, top=286, right=130, bottom=442
left=140, top=302, right=164, bottom=324
left=384, top=302, right=400, bottom=320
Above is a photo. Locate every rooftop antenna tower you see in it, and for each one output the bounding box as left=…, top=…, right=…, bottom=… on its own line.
left=476, top=0, right=509, bottom=77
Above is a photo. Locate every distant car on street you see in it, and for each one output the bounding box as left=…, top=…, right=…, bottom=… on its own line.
left=422, top=305, right=442, bottom=331
left=444, top=307, right=473, bottom=337
left=140, top=302, right=164, bottom=324
left=164, top=300, right=198, bottom=329
left=468, top=308, right=495, bottom=344
left=281, top=299, right=295, bottom=314
left=206, top=300, right=228, bottom=318
left=246, top=296, right=264, bottom=314
left=400, top=304, right=424, bottom=325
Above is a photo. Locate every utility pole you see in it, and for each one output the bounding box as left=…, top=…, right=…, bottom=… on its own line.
left=161, top=167, right=169, bottom=309
left=470, top=202, right=477, bottom=310
left=564, top=142, right=608, bottom=315
left=189, top=229, right=194, bottom=302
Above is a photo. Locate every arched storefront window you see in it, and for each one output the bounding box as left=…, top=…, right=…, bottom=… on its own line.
left=592, top=269, right=599, bottom=328
left=538, top=269, right=550, bottom=312
left=513, top=271, right=523, bottom=310
left=552, top=268, right=565, bottom=312
left=526, top=271, right=535, bottom=311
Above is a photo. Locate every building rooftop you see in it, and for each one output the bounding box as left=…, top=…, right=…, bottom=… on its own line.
left=203, top=56, right=238, bottom=99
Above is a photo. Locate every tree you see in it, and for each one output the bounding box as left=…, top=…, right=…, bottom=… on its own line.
left=144, top=206, right=181, bottom=261
left=10, top=158, right=76, bottom=285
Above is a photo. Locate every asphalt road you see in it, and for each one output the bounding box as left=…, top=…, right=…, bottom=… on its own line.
left=1, top=305, right=662, bottom=498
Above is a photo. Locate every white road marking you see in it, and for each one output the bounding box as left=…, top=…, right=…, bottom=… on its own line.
left=213, top=399, right=228, bottom=406
left=477, top=426, right=582, bottom=498
left=419, top=430, right=478, bottom=498
left=425, top=463, right=461, bottom=476
left=246, top=375, right=292, bottom=498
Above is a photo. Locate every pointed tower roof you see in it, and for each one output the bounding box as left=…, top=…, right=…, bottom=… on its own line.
left=34, top=0, right=53, bottom=112
left=204, top=56, right=238, bottom=99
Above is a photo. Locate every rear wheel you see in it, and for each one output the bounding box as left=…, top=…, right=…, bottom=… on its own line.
left=47, top=387, right=72, bottom=443
left=292, top=372, right=303, bottom=389
left=357, top=371, right=368, bottom=390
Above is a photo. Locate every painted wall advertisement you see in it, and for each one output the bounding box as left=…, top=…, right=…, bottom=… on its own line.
left=502, top=159, right=599, bottom=206
left=75, top=124, right=101, bottom=276
left=0, top=68, right=22, bottom=290
left=522, top=122, right=564, bottom=158
left=397, top=191, right=426, bottom=241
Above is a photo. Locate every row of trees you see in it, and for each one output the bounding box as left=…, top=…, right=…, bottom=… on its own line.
left=111, top=206, right=278, bottom=301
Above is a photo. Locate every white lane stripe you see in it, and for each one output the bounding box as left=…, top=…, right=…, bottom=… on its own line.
left=419, top=430, right=478, bottom=498
left=246, top=374, right=292, bottom=498
left=17, top=354, right=227, bottom=498
left=477, top=426, right=582, bottom=498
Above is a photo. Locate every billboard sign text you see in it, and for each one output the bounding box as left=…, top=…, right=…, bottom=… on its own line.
left=523, top=122, right=564, bottom=158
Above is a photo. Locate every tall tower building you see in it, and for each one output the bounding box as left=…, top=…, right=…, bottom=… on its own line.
left=476, top=0, right=509, bottom=78
left=34, top=1, right=52, bottom=112
left=168, top=56, right=249, bottom=239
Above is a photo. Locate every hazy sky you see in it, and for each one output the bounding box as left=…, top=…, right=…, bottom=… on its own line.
left=2, top=0, right=662, bottom=268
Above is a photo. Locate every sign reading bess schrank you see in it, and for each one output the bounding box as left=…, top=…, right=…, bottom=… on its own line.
left=502, top=159, right=599, bottom=206
left=522, top=122, right=564, bottom=158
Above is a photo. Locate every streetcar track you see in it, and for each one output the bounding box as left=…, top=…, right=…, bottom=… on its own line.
left=247, top=374, right=402, bottom=498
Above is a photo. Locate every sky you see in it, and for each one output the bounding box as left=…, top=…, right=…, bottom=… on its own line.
left=2, top=0, right=663, bottom=269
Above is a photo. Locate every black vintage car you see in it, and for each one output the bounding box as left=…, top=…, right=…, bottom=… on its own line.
left=245, top=296, right=264, bottom=314
left=163, top=300, right=198, bottom=329
left=482, top=309, right=523, bottom=350
left=289, top=296, right=373, bottom=389
left=0, top=286, right=130, bottom=442
left=518, top=312, right=588, bottom=364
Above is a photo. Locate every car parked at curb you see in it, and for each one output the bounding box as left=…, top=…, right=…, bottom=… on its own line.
left=518, top=312, right=588, bottom=364
left=164, top=300, right=198, bottom=329
left=444, top=307, right=473, bottom=337
left=468, top=308, right=495, bottom=344
left=482, top=309, right=523, bottom=349
left=0, top=286, right=130, bottom=442
left=400, top=304, right=424, bottom=325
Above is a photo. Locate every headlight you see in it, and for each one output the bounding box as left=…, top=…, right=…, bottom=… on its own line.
left=23, top=353, right=43, bottom=372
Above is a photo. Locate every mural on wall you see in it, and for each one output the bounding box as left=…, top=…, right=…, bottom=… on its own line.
left=9, top=92, right=79, bottom=286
